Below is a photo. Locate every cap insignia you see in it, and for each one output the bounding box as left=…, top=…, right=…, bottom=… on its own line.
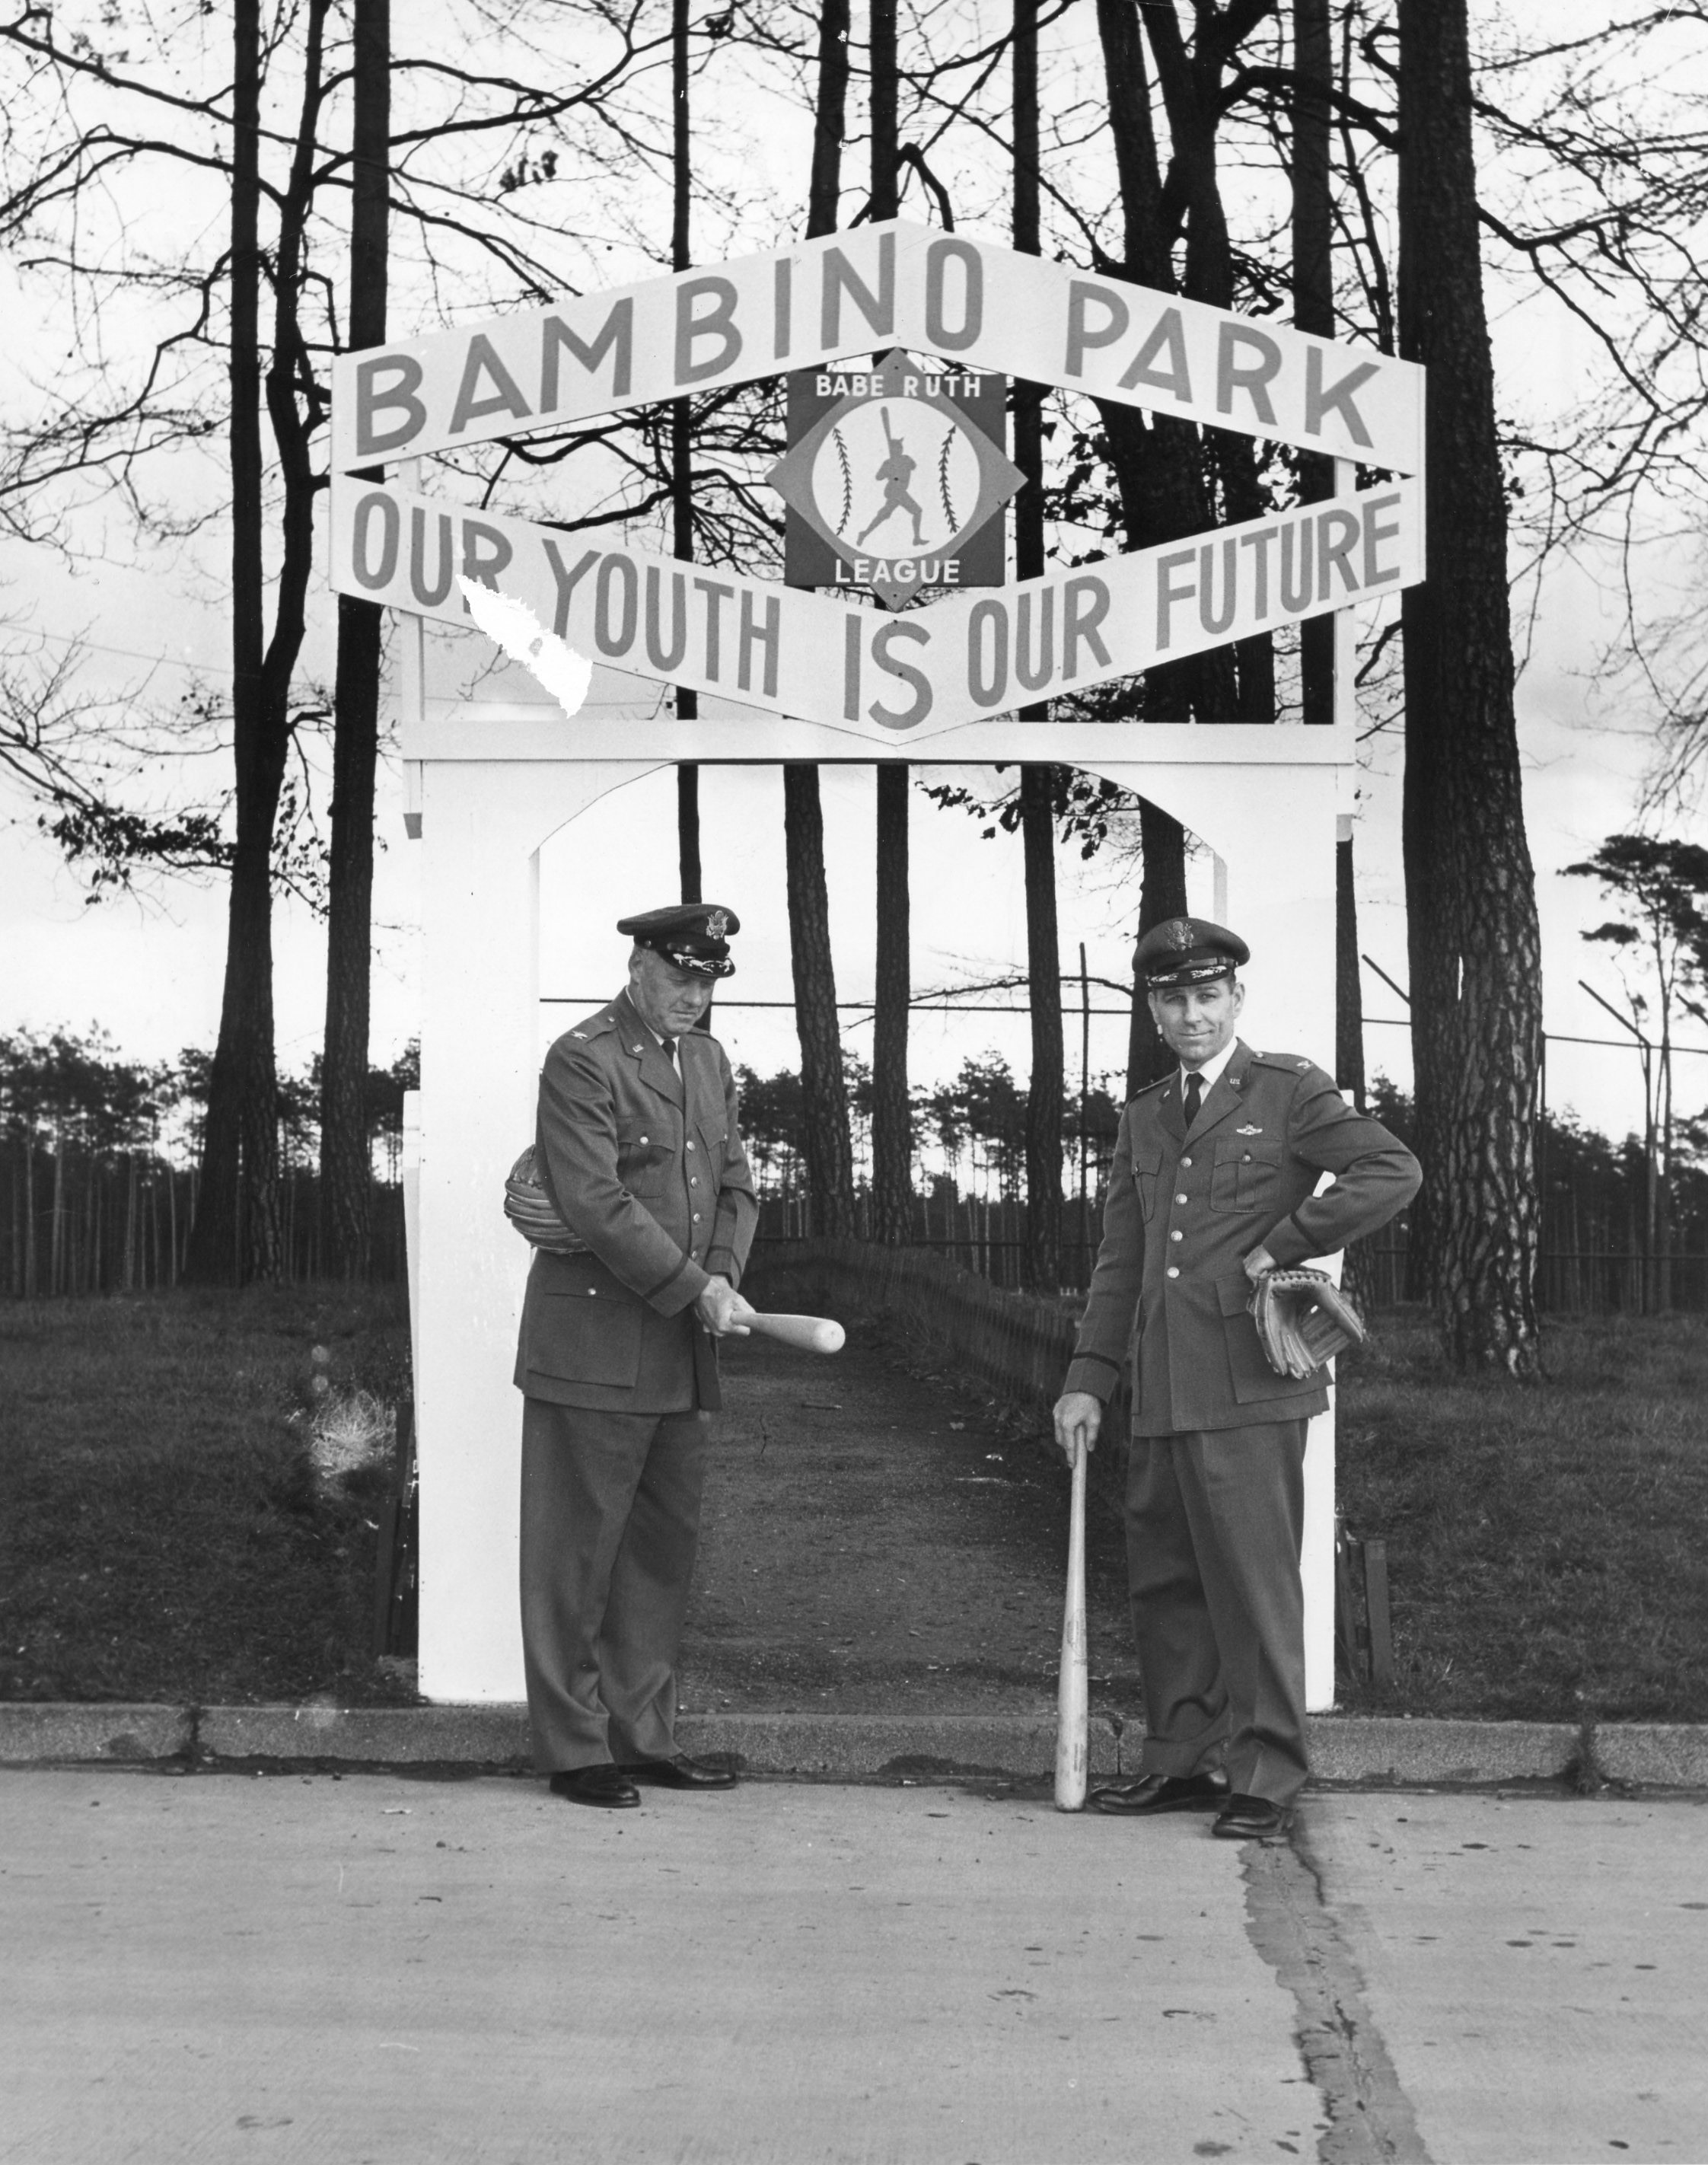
left=1165, top=918, right=1192, bottom=950
left=704, top=908, right=729, bottom=940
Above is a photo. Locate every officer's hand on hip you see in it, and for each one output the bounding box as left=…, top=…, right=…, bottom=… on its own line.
left=695, top=1276, right=753, bottom=1337
left=1053, top=1391, right=1102, bottom=1467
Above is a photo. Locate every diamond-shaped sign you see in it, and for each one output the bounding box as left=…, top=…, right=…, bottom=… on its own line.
left=767, top=348, right=1025, bottom=610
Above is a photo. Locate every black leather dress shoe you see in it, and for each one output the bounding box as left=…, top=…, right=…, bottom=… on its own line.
left=1088, top=1770, right=1229, bottom=1816
left=620, top=1753, right=738, bottom=1790
left=549, top=1764, right=641, bottom=1809
left=1211, top=1791, right=1290, bottom=1841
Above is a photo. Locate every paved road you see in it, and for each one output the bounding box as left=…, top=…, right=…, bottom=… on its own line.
left=2, top=1769, right=1703, bottom=2164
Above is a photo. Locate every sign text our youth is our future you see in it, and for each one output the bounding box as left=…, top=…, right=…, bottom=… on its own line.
left=330, top=471, right=1422, bottom=739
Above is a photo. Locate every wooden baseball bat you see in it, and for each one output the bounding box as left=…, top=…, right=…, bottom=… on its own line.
left=1054, top=1431, right=1089, bottom=1812
left=740, top=1311, right=846, bottom=1356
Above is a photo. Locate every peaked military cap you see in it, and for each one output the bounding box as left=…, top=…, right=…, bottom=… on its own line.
left=1134, top=915, right=1250, bottom=989
left=617, top=901, right=740, bottom=977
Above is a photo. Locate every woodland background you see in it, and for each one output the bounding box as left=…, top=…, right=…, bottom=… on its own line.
left=5, top=1, right=1708, bottom=1374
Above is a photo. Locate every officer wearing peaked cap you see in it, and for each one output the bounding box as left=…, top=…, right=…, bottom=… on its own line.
left=1053, top=915, right=1419, bottom=1840
left=514, top=901, right=758, bottom=1809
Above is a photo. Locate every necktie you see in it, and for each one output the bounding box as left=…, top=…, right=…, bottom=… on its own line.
left=659, top=1036, right=676, bottom=1067
left=1183, top=1071, right=1203, bottom=1129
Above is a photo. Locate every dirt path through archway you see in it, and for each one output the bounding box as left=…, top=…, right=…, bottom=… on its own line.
left=681, top=1323, right=1139, bottom=1724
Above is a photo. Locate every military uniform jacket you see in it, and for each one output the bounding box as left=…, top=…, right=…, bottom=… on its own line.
left=1064, top=1042, right=1420, bottom=1435
left=514, top=990, right=758, bottom=1414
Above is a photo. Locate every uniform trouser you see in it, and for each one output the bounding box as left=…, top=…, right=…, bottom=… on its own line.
left=1126, top=1419, right=1309, bottom=1806
left=519, top=1398, right=712, bottom=1773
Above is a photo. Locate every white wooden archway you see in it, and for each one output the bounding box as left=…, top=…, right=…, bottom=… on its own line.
left=338, top=216, right=1422, bottom=1714
left=400, top=699, right=1352, bottom=1710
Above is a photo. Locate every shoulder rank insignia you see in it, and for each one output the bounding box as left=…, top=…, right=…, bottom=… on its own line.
left=1236, top=1124, right=1263, bottom=1136
left=570, top=1031, right=588, bottom=1040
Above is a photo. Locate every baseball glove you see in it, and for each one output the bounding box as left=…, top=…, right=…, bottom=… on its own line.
left=502, top=1145, right=588, bottom=1254
left=1248, top=1268, right=1366, bottom=1380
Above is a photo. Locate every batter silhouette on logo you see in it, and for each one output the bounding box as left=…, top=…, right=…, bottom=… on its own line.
left=855, top=408, right=927, bottom=549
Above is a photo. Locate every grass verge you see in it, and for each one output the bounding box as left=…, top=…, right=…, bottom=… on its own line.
left=0, top=1287, right=413, bottom=1706
left=3, top=1290, right=1705, bottom=1724
left=1335, top=1308, right=1708, bottom=1723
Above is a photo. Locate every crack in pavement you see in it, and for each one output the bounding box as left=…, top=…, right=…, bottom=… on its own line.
left=1241, top=1808, right=1432, bottom=2165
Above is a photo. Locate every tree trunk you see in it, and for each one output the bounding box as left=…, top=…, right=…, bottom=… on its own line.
left=319, top=0, right=389, bottom=1280
left=1140, top=2, right=1273, bottom=722
left=783, top=765, right=855, bottom=1234
left=672, top=0, right=700, bottom=883
left=677, top=764, right=701, bottom=902
left=1021, top=770, right=1064, bottom=1290
left=773, top=0, right=856, bottom=1236
left=1125, top=799, right=1190, bottom=1098
left=1293, top=0, right=1336, bottom=725
left=1094, top=0, right=1235, bottom=729
left=1336, top=831, right=1365, bottom=1107
left=869, top=0, right=897, bottom=221
left=865, top=0, right=908, bottom=1241
left=872, top=765, right=911, bottom=1240
left=807, top=0, right=850, bottom=236
left=185, top=0, right=281, bottom=1284
left=1013, top=0, right=1061, bottom=1291
left=1397, top=0, right=1542, bottom=1375
left=1337, top=818, right=1378, bottom=1313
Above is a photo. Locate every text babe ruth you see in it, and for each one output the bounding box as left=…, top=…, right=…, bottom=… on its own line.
left=514, top=903, right=758, bottom=1810
left=1053, top=917, right=1420, bottom=1841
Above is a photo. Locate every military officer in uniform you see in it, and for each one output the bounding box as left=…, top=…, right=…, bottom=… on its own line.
left=1053, top=917, right=1419, bottom=1840
left=515, top=902, right=760, bottom=1809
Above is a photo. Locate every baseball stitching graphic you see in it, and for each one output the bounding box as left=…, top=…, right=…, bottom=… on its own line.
left=936, top=425, right=959, bottom=535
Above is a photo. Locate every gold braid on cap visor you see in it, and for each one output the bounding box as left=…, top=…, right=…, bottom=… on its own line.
left=1145, top=961, right=1236, bottom=987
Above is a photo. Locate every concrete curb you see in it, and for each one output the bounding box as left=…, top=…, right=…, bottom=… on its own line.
left=0, top=1704, right=193, bottom=1765
left=3, top=1703, right=1706, bottom=1786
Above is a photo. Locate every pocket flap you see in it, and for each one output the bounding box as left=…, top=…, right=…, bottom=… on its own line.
left=1217, top=1271, right=1257, bottom=1317
left=1214, top=1137, right=1280, bottom=1165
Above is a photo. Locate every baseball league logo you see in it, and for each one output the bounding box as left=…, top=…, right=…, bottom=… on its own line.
left=770, top=348, right=1025, bottom=610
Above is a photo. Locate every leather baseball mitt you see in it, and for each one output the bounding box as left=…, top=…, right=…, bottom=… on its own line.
left=1248, top=1268, right=1366, bottom=1380
left=503, top=1144, right=588, bottom=1254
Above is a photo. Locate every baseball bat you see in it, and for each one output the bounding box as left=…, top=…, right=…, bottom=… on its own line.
left=1053, top=1430, right=1089, bottom=1812
left=740, top=1311, right=846, bottom=1357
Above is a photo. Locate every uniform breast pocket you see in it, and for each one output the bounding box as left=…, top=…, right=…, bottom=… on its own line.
left=616, top=1119, right=671, bottom=1197
left=1211, top=1142, right=1282, bottom=1211
left=1133, top=1141, right=1162, bottom=1221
